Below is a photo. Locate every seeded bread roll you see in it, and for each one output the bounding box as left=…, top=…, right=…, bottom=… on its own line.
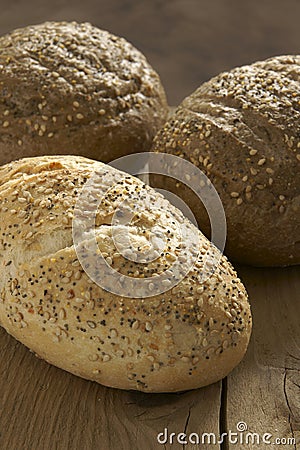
left=0, top=21, right=168, bottom=165
left=0, top=155, right=251, bottom=392
left=151, top=55, right=300, bottom=266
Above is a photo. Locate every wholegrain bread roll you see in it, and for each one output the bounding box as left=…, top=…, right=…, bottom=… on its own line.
left=0, top=155, right=251, bottom=392
left=151, top=55, right=300, bottom=266
left=0, top=21, right=168, bottom=165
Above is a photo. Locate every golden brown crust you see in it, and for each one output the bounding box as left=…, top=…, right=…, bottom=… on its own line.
left=0, top=155, right=251, bottom=392
left=151, top=55, right=300, bottom=266
left=0, top=21, right=168, bottom=164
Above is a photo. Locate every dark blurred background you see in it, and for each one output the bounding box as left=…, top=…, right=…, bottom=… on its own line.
left=1, top=0, right=300, bottom=105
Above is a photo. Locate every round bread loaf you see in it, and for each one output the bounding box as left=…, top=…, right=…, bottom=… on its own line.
left=151, top=55, right=300, bottom=266
left=0, top=155, right=251, bottom=392
left=0, top=21, right=168, bottom=165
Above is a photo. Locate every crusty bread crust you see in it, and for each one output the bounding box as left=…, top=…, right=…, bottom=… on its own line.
left=0, top=21, right=168, bottom=165
left=151, top=55, right=300, bottom=266
left=0, top=155, right=251, bottom=392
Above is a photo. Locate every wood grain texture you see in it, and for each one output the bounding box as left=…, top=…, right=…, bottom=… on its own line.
left=0, top=266, right=299, bottom=450
left=226, top=266, right=300, bottom=450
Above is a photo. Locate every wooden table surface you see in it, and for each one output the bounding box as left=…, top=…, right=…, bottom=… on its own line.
left=0, top=1, right=300, bottom=449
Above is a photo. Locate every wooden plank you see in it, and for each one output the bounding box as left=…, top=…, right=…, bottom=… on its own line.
left=226, top=266, right=300, bottom=449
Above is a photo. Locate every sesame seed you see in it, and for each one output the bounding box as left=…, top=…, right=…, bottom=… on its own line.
left=59, top=309, right=66, bottom=320
left=249, top=149, right=258, bottom=156
left=61, top=277, right=70, bottom=283
left=3, top=121, right=9, bottom=128
left=76, top=113, right=84, bottom=120
left=132, top=320, right=139, bottom=330
left=73, top=101, right=80, bottom=108
left=230, top=192, right=239, bottom=198
left=236, top=198, right=243, bottom=205
left=71, top=260, right=80, bottom=267
left=279, top=195, right=285, bottom=201
left=296, top=154, right=300, bottom=162
left=197, top=298, right=204, bottom=307
left=87, top=321, right=96, bottom=329
left=74, top=271, right=82, bottom=280
left=25, top=231, right=33, bottom=239
left=103, top=354, right=111, bottom=362
left=279, top=205, right=285, bottom=214
left=98, top=109, right=106, bottom=115
left=145, top=321, right=153, bottom=331
left=110, top=328, right=118, bottom=338
left=258, top=158, right=266, bottom=166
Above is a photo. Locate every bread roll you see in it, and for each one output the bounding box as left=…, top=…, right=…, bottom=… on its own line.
left=0, top=21, right=168, bottom=165
left=0, top=155, right=251, bottom=392
left=151, top=55, right=300, bottom=266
